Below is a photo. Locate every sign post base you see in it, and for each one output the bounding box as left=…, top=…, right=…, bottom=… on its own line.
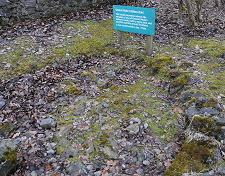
left=118, top=31, right=123, bottom=46
left=146, top=35, right=153, bottom=56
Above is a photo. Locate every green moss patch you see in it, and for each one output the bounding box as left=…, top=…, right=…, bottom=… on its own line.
left=164, top=139, right=217, bottom=176
left=197, top=60, right=225, bottom=98
left=169, top=70, right=191, bottom=79
left=146, top=56, right=174, bottom=73
left=96, top=80, right=179, bottom=141
left=2, top=149, right=17, bottom=166
left=63, top=86, right=82, bottom=96
left=192, top=116, right=224, bottom=138
left=188, top=39, right=225, bottom=57
left=171, top=75, right=188, bottom=87
left=0, top=123, right=14, bottom=137
left=55, top=19, right=146, bottom=59
left=0, top=19, right=148, bottom=79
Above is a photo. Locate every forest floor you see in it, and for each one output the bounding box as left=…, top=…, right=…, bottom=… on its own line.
left=0, top=0, right=225, bottom=175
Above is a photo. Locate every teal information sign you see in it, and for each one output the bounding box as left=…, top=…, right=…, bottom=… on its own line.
left=113, top=5, right=155, bottom=36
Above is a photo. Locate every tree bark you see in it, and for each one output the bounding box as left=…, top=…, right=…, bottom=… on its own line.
left=184, top=0, right=196, bottom=26
left=196, top=0, right=204, bottom=22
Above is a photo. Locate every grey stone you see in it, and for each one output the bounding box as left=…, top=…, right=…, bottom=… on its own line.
left=143, top=160, right=150, bottom=166
left=195, top=97, right=223, bottom=111
left=192, top=91, right=205, bottom=98
left=136, top=168, right=144, bottom=175
left=102, top=146, right=118, bottom=159
left=179, top=92, right=192, bottom=103
left=66, top=161, right=84, bottom=175
left=144, top=123, right=149, bottom=129
left=0, top=100, right=5, bottom=109
left=31, top=171, right=38, bottom=176
left=199, top=107, right=219, bottom=116
left=86, top=141, right=94, bottom=154
left=94, top=171, right=102, bottom=176
left=38, top=98, right=45, bottom=105
left=217, top=165, right=225, bottom=174
left=195, top=97, right=210, bottom=108
left=211, top=116, right=225, bottom=125
left=86, top=165, right=93, bottom=171
left=97, top=79, right=110, bottom=89
left=62, top=147, right=78, bottom=158
left=59, top=139, right=69, bottom=147
left=108, top=137, right=118, bottom=151
left=0, top=0, right=10, bottom=7
left=221, top=126, right=225, bottom=133
left=125, top=123, right=139, bottom=134
left=107, top=71, right=116, bottom=78
left=0, top=161, right=15, bottom=176
left=56, top=125, right=72, bottom=139
left=36, top=0, right=46, bottom=4
left=35, top=71, right=44, bottom=77
left=73, top=102, right=86, bottom=116
left=103, top=174, right=110, bottom=176
left=47, top=149, right=55, bottom=154
left=186, top=106, right=200, bottom=119
left=153, top=148, right=161, bottom=155
left=200, top=170, right=215, bottom=176
left=137, top=150, right=145, bottom=162
left=24, top=0, right=36, bottom=7
left=169, top=84, right=184, bottom=95
left=40, top=118, right=56, bottom=129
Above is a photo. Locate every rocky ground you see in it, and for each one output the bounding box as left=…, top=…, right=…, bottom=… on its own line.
left=0, top=0, right=225, bottom=176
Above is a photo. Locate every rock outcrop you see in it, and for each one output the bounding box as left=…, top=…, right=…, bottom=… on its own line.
left=0, top=0, right=123, bottom=25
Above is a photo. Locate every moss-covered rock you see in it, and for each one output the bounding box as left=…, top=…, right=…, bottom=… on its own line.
left=164, top=137, right=220, bottom=176
left=179, top=90, right=205, bottom=103
left=172, top=76, right=189, bottom=87
left=179, top=62, right=194, bottom=69
left=191, top=116, right=225, bottom=140
left=65, top=86, right=82, bottom=96
left=169, top=75, right=190, bottom=94
left=0, top=123, right=14, bottom=138
left=0, top=139, right=18, bottom=176
left=146, top=56, right=174, bottom=74
left=169, top=70, right=191, bottom=79
left=195, top=97, right=223, bottom=111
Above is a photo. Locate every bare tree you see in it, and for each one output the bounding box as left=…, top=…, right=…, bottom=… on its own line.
left=178, top=0, right=224, bottom=26
left=178, top=0, right=204, bottom=26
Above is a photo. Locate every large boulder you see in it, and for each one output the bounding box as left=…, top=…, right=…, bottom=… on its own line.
left=183, top=91, right=224, bottom=120
left=191, top=115, right=225, bottom=140
left=0, top=139, right=18, bottom=176
left=164, top=133, right=222, bottom=176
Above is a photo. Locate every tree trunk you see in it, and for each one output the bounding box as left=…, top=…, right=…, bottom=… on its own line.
left=184, top=0, right=196, bottom=26
left=196, top=0, right=204, bottom=22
